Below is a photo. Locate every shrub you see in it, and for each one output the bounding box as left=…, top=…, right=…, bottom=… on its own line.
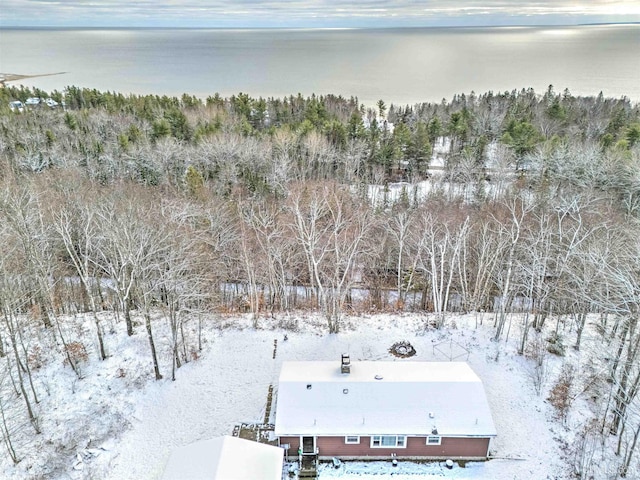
left=63, top=341, right=89, bottom=371
left=546, top=331, right=566, bottom=357
left=548, top=364, right=575, bottom=421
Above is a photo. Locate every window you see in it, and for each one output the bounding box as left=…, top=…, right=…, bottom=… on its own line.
left=345, top=436, right=360, bottom=444
left=371, top=435, right=406, bottom=448
left=426, top=436, right=441, bottom=445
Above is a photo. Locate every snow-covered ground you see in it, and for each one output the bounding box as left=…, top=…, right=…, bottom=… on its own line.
left=0, top=311, right=616, bottom=479
left=366, top=137, right=513, bottom=207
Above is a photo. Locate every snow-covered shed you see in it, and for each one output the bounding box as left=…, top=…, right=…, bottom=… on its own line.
left=275, top=357, right=496, bottom=460
left=161, top=435, right=283, bottom=480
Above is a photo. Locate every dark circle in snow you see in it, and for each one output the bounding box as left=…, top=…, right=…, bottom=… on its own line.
left=389, top=341, right=416, bottom=358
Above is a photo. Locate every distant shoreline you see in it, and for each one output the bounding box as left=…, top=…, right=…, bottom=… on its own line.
left=0, top=72, right=66, bottom=86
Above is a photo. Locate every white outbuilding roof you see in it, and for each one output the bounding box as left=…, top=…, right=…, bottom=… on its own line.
left=162, top=436, right=283, bottom=480
left=274, top=361, right=496, bottom=438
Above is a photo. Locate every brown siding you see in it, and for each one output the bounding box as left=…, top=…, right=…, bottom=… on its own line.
left=406, top=436, right=490, bottom=458
left=313, top=436, right=490, bottom=459
left=317, top=436, right=372, bottom=457
left=279, top=435, right=491, bottom=460
left=279, top=436, right=300, bottom=459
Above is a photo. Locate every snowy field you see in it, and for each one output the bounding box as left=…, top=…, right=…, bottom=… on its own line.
left=0, top=310, right=623, bottom=479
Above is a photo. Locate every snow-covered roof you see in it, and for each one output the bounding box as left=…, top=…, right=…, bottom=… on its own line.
left=275, top=361, right=496, bottom=438
left=161, top=436, right=283, bottom=480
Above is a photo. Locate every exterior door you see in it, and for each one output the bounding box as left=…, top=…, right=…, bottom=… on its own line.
left=302, top=436, right=316, bottom=454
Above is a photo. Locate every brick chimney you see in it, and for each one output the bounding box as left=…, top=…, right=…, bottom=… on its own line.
left=341, top=353, right=351, bottom=374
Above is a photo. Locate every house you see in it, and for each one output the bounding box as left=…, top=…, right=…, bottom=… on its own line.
left=275, top=355, right=496, bottom=462
left=162, top=435, right=284, bottom=480
left=25, top=97, right=41, bottom=106
left=9, top=101, right=24, bottom=112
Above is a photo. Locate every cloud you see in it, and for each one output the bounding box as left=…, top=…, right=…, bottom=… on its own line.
left=2, top=0, right=639, bottom=27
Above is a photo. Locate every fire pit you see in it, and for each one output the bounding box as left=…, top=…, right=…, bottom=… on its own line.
left=389, top=341, right=416, bottom=358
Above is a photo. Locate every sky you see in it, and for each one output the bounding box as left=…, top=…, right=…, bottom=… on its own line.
left=1, top=0, right=639, bottom=28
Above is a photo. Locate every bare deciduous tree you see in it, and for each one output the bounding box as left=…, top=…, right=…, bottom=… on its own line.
left=288, top=182, right=374, bottom=332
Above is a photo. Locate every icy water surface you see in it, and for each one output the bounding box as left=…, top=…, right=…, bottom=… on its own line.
left=1, top=25, right=638, bottom=105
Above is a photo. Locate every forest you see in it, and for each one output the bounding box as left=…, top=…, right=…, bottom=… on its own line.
left=0, top=84, right=640, bottom=477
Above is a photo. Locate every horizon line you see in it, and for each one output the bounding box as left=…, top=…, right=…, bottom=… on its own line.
left=1, top=21, right=638, bottom=30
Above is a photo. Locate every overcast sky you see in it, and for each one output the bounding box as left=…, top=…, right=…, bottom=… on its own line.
left=1, top=0, right=639, bottom=28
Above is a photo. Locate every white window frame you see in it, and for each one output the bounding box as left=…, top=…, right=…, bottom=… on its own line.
left=345, top=436, right=360, bottom=444
left=426, top=435, right=442, bottom=445
left=370, top=435, right=407, bottom=448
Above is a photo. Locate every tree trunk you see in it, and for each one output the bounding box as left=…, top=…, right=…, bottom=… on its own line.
left=93, top=313, right=106, bottom=360
left=574, top=310, right=587, bottom=351
left=0, top=394, right=19, bottom=464
left=611, top=319, right=640, bottom=435
left=145, top=311, right=163, bottom=380
left=621, top=420, right=640, bottom=478
left=7, top=331, right=40, bottom=434
left=124, top=300, right=134, bottom=336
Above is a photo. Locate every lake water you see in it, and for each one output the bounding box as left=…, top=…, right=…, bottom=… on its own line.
left=0, top=25, right=638, bottom=106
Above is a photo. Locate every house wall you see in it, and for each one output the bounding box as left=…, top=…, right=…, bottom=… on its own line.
left=279, top=436, right=300, bottom=455
left=407, top=436, right=490, bottom=458
left=280, top=436, right=490, bottom=460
